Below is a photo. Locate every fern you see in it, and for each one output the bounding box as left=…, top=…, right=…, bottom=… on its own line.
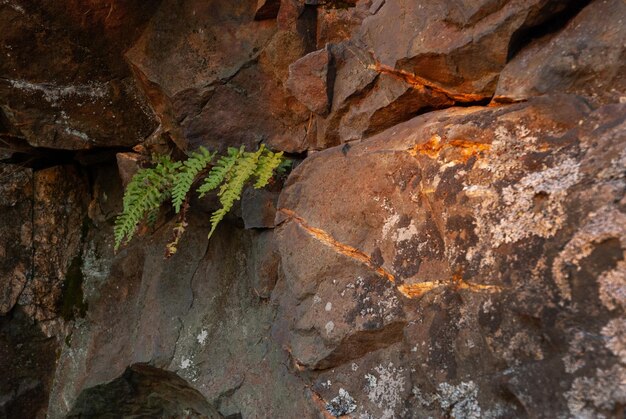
left=253, top=149, right=285, bottom=188
left=208, top=145, right=266, bottom=238
left=197, top=146, right=243, bottom=198
left=114, top=155, right=181, bottom=250
left=114, top=144, right=289, bottom=252
left=172, top=147, right=215, bottom=213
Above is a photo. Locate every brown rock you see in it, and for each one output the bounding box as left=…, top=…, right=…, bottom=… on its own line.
left=115, top=152, right=144, bottom=187
left=241, top=187, right=279, bottom=229
left=18, top=165, right=89, bottom=332
left=0, top=164, right=32, bottom=315
left=494, top=0, right=626, bottom=105
left=0, top=1, right=158, bottom=150
left=126, top=0, right=311, bottom=153
left=286, top=49, right=333, bottom=115
left=275, top=95, right=626, bottom=417
left=358, top=0, right=579, bottom=98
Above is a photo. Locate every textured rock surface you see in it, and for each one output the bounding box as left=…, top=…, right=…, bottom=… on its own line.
left=275, top=95, right=626, bottom=417
left=495, top=0, right=626, bottom=105
left=0, top=0, right=158, bottom=149
left=0, top=164, right=32, bottom=315
left=1, top=0, right=624, bottom=418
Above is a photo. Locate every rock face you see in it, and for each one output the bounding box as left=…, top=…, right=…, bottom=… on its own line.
left=275, top=95, right=626, bottom=417
left=0, top=0, right=624, bottom=418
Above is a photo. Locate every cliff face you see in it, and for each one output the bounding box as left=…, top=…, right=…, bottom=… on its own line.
left=1, top=0, right=625, bottom=418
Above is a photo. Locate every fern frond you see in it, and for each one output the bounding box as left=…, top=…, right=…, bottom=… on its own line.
left=171, top=147, right=215, bottom=213
left=197, top=146, right=243, bottom=198
left=114, top=155, right=180, bottom=250
left=253, top=148, right=284, bottom=188
left=207, top=145, right=265, bottom=238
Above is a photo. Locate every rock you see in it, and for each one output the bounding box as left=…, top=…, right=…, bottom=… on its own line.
left=48, top=217, right=317, bottom=418
left=0, top=308, right=59, bottom=419
left=275, top=95, right=626, bottom=417
left=18, top=165, right=89, bottom=334
left=0, top=164, right=32, bottom=315
left=241, top=187, right=279, bottom=229
left=254, top=0, right=281, bottom=20
left=0, top=1, right=158, bottom=150
left=316, top=0, right=371, bottom=47
left=494, top=0, right=626, bottom=105
left=67, top=364, right=223, bottom=418
left=126, top=0, right=311, bottom=153
left=115, top=152, right=144, bottom=187
left=358, top=0, right=580, bottom=98
left=286, top=49, right=333, bottom=115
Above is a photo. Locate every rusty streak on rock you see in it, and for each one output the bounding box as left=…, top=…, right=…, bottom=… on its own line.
left=279, top=208, right=396, bottom=284
left=398, top=274, right=502, bottom=298
left=408, top=134, right=491, bottom=163
left=279, top=209, right=502, bottom=299
left=369, top=62, right=487, bottom=102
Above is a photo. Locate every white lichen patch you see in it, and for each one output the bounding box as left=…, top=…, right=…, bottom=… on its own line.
left=566, top=365, right=626, bottom=418
left=196, top=329, right=208, bottom=345
left=8, top=79, right=108, bottom=106
left=180, top=357, right=192, bottom=369
left=325, top=321, right=335, bottom=335
left=563, top=331, right=594, bottom=374
left=598, top=261, right=626, bottom=311
left=437, top=381, right=481, bottom=419
left=325, top=302, right=332, bottom=312
left=63, top=127, right=92, bottom=142
left=326, top=388, right=357, bottom=416
left=364, top=363, right=406, bottom=419
left=552, top=206, right=626, bottom=301
left=491, top=157, right=581, bottom=246
left=602, top=318, right=626, bottom=363
left=382, top=213, right=401, bottom=239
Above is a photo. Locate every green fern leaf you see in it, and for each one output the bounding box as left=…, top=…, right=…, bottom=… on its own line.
left=253, top=148, right=284, bottom=189
left=197, top=146, right=243, bottom=198
left=172, top=147, right=214, bottom=213
left=207, top=145, right=265, bottom=238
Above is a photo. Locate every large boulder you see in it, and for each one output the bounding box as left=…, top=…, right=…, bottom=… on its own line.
left=274, top=95, right=626, bottom=418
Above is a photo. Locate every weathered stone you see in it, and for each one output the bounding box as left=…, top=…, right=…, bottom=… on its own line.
left=286, top=49, right=333, bottom=115
left=275, top=95, right=626, bottom=417
left=17, top=165, right=89, bottom=334
left=241, top=187, right=279, bottom=229
left=316, top=0, right=370, bottom=47
left=0, top=1, right=158, bottom=150
left=0, top=164, right=32, bottom=315
left=126, top=0, right=311, bottom=153
left=358, top=0, right=581, bottom=98
left=48, top=216, right=317, bottom=418
left=494, top=0, right=626, bottom=105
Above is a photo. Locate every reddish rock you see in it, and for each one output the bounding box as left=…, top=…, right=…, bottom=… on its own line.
left=494, top=0, right=626, bottom=105
left=286, top=49, right=333, bottom=115
left=275, top=95, right=626, bottom=417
